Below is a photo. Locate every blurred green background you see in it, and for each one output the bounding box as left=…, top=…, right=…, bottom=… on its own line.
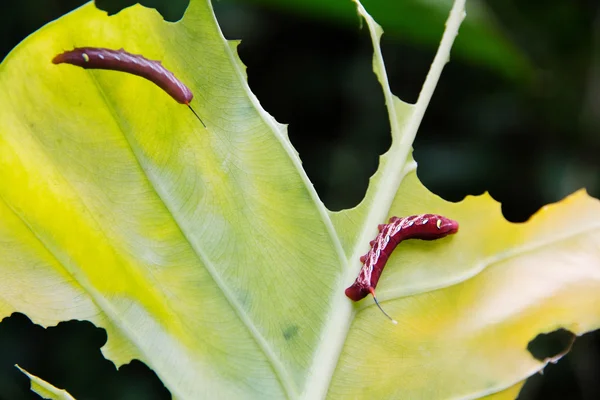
left=1, top=0, right=599, bottom=398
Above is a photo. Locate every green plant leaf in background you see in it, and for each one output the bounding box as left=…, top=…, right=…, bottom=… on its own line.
left=225, top=0, right=532, bottom=82
left=1, top=0, right=599, bottom=399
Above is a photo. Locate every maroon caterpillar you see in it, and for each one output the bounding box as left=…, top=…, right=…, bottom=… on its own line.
left=345, top=214, right=459, bottom=323
left=52, top=47, right=206, bottom=127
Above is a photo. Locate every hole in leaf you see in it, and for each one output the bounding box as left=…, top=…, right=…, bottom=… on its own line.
left=381, top=38, right=433, bottom=105
left=411, top=59, right=551, bottom=223
left=116, top=359, right=172, bottom=399
left=94, top=0, right=189, bottom=22
left=0, top=312, right=171, bottom=399
left=214, top=0, right=390, bottom=211
left=527, top=328, right=575, bottom=361
left=519, top=329, right=600, bottom=400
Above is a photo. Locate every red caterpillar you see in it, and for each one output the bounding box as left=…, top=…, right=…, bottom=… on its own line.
left=52, top=47, right=205, bottom=127
left=345, top=214, right=459, bottom=323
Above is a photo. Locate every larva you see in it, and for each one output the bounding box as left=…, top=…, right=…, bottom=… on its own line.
left=52, top=47, right=205, bottom=127
left=345, top=214, right=459, bottom=323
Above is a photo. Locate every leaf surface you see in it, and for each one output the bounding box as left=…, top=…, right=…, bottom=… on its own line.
left=0, top=0, right=599, bottom=399
left=16, top=366, right=76, bottom=400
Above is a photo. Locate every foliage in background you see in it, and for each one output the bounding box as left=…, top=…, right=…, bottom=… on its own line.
left=1, top=0, right=600, bottom=399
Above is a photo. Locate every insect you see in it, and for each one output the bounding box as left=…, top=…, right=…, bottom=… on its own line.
left=345, top=214, right=459, bottom=324
left=52, top=47, right=206, bottom=127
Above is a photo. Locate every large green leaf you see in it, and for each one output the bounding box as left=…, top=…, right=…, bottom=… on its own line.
left=1, top=0, right=599, bottom=399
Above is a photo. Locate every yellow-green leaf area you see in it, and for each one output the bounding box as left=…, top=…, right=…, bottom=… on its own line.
left=0, top=0, right=343, bottom=398
left=323, top=1, right=600, bottom=399
left=2, top=0, right=600, bottom=399
left=330, top=188, right=600, bottom=398
left=16, top=365, right=76, bottom=400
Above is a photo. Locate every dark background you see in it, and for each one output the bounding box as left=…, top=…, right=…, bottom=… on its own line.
left=1, top=0, right=599, bottom=398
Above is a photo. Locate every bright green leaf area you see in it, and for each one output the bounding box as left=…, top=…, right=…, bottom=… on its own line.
left=1, top=0, right=599, bottom=399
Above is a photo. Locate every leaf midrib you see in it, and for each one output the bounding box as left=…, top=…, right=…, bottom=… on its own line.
left=301, top=1, right=467, bottom=398
left=211, top=0, right=352, bottom=398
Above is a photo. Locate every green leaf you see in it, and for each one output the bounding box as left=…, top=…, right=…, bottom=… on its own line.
left=1, top=0, right=599, bottom=399
left=15, top=365, right=76, bottom=400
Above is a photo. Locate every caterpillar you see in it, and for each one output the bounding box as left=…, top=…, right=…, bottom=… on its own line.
left=52, top=47, right=205, bottom=127
left=345, top=214, right=459, bottom=323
